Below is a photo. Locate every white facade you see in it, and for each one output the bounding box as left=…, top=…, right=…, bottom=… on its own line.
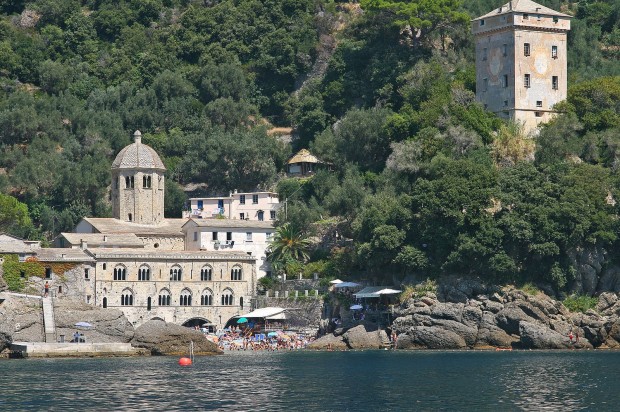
left=184, top=191, right=280, bottom=221
left=183, top=219, right=274, bottom=279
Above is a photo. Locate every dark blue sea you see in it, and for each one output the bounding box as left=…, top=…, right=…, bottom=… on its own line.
left=2, top=350, right=619, bottom=411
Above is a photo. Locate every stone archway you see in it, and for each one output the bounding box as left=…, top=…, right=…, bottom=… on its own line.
left=182, top=317, right=214, bottom=332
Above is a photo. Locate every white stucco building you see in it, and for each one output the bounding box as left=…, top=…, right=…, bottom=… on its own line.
left=184, top=191, right=280, bottom=221
left=473, top=0, right=571, bottom=133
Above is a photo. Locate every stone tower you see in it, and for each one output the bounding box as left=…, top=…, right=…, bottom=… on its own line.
left=111, top=130, right=166, bottom=224
left=472, top=0, right=571, bottom=133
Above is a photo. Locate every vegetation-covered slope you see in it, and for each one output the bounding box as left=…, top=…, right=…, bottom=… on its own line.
left=1, top=0, right=620, bottom=292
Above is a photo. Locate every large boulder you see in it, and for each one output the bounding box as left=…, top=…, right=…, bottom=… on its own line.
left=495, top=304, right=539, bottom=335
left=519, top=321, right=587, bottom=349
left=54, top=299, right=134, bottom=343
left=598, top=267, right=620, bottom=293
left=0, top=295, right=44, bottom=343
left=397, top=326, right=466, bottom=350
left=307, top=333, right=348, bottom=350
left=131, top=319, right=220, bottom=355
left=342, top=324, right=388, bottom=350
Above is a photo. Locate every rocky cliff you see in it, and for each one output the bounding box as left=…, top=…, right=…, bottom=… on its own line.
left=393, top=280, right=620, bottom=350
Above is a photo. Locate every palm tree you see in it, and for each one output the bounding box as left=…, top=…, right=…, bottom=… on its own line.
left=267, top=223, right=311, bottom=272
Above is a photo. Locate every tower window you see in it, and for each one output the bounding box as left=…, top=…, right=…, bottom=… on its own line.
left=483, top=78, right=488, bottom=91
left=504, top=100, right=508, bottom=107
left=482, top=48, right=487, bottom=61
left=128, top=213, right=132, bottom=222
left=536, top=101, right=543, bottom=107
left=480, top=19, right=485, bottom=26
left=524, top=43, right=530, bottom=56
left=552, top=46, right=558, bottom=59
left=524, top=74, right=531, bottom=88
left=523, top=13, right=529, bottom=20
left=503, top=75, right=508, bottom=88
left=143, top=175, right=151, bottom=188
left=552, top=76, right=559, bottom=90
left=553, top=16, right=559, bottom=23
left=535, top=112, right=543, bottom=118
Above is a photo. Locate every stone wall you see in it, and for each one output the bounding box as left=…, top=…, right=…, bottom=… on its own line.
left=262, top=297, right=324, bottom=332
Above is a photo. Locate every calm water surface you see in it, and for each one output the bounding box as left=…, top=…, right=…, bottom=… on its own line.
left=2, top=350, right=620, bottom=411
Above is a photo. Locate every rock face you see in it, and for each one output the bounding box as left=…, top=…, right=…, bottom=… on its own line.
left=53, top=299, right=135, bottom=343
left=0, top=295, right=135, bottom=353
left=307, top=333, right=348, bottom=350
left=131, top=319, right=221, bottom=355
left=309, top=322, right=390, bottom=350
left=391, top=278, right=620, bottom=350
left=0, top=294, right=45, bottom=350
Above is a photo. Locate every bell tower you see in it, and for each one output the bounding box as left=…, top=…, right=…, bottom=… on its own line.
left=111, top=130, right=166, bottom=224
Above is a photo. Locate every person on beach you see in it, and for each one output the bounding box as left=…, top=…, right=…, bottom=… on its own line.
left=569, top=331, right=574, bottom=343
left=44, top=281, right=49, bottom=297
left=73, top=331, right=80, bottom=343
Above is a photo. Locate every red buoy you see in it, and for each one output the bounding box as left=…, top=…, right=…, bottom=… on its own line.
left=178, top=357, right=192, bottom=366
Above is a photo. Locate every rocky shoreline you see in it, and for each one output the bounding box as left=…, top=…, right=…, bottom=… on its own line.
left=311, top=279, right=620, bottom=351
left=0, top=295, right=221, bottom=357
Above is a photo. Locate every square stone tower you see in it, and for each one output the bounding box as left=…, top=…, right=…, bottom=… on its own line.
left=472, top=0, right=571, bottom=133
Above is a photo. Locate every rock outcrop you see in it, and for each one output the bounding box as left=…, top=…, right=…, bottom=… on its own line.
left=131, top=319, right=221, bottom=355
left=53, top=299, right=135, bottom=343
left=308, top=322, right=390, bottom=350
left=391, top=280, right=620, bottom=350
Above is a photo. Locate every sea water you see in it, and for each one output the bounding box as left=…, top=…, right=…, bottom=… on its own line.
left=1, top=350, right=619, bottom=411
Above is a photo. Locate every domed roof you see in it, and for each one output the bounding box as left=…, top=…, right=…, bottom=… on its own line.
left=112, top=131, right=166, bottom=171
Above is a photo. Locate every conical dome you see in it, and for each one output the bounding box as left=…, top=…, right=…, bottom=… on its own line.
left=112, top=131, right=166, bottom=171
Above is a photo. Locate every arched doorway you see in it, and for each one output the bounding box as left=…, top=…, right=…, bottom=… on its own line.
left=182, top=317, right=215, bottom=332
left=102, top=297, right=107, bottom=308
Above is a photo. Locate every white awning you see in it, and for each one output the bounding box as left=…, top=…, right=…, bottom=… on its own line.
left=237, top=307, right=286, bottom=319
left=329, top=279, right=343, bottom=284
left=354, top=286, right=401, bottom=298
left=334, top=282, right=361, bottom=288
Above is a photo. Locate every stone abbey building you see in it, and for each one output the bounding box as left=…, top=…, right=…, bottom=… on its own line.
left=4, top=131, right=272, bottom=330
left=473, top=0, right=571, bottom=133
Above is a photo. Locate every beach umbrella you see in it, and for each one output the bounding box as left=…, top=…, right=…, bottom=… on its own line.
left=75, top=322, right=93, bottom=328
left=237, top=317, right=248, bottom=324
left=350, top=304, right=363, bottom=310
left=267, top=331, right=278, bottom=337
left=329, top=279, right=343, bottom=284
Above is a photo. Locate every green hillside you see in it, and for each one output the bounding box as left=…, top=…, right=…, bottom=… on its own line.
left=1, top=0, right=620, bottom=292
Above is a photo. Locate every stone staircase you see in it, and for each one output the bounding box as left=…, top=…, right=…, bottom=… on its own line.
left=42, top=297, right=56, bottom=342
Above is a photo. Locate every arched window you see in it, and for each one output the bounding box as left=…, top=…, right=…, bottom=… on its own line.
left=121, top=288, right=134, bottom=306
left=158, top=289, right=171, bottom=306
left=201, top=265, right=212, bottom=281
left=143, top=175, right=152, bottom=189
left=114, top=265, right=127, bottom=281
left=240, top=297, right=244, bottom=310
left=170, top=265, right=182, bottom=281
left=125, top=176, right=130, bottom=188
left=221, top=288, right=234, bottom=306
left=180, top=289, right=192, bottom=306
left=231, top=266, right=242, bottom=281
left=128, top=213, right=132, bottom=222
left=103, top=297, right=107, bottom=308
left=138, top=265, right=151, bottom=281
left=201, top=289, right=213, bottom=306
left=147, top=296, right=152, bottom=311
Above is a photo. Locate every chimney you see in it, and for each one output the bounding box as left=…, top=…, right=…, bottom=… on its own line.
left=80, top=240, right=87, bottom=250
left=134, top=130, right=142, bottom=144
left=233, top=189, right=238, bottom=194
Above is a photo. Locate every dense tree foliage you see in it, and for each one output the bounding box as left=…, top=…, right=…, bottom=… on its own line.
left=1, top=0, right=620, bottom=293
